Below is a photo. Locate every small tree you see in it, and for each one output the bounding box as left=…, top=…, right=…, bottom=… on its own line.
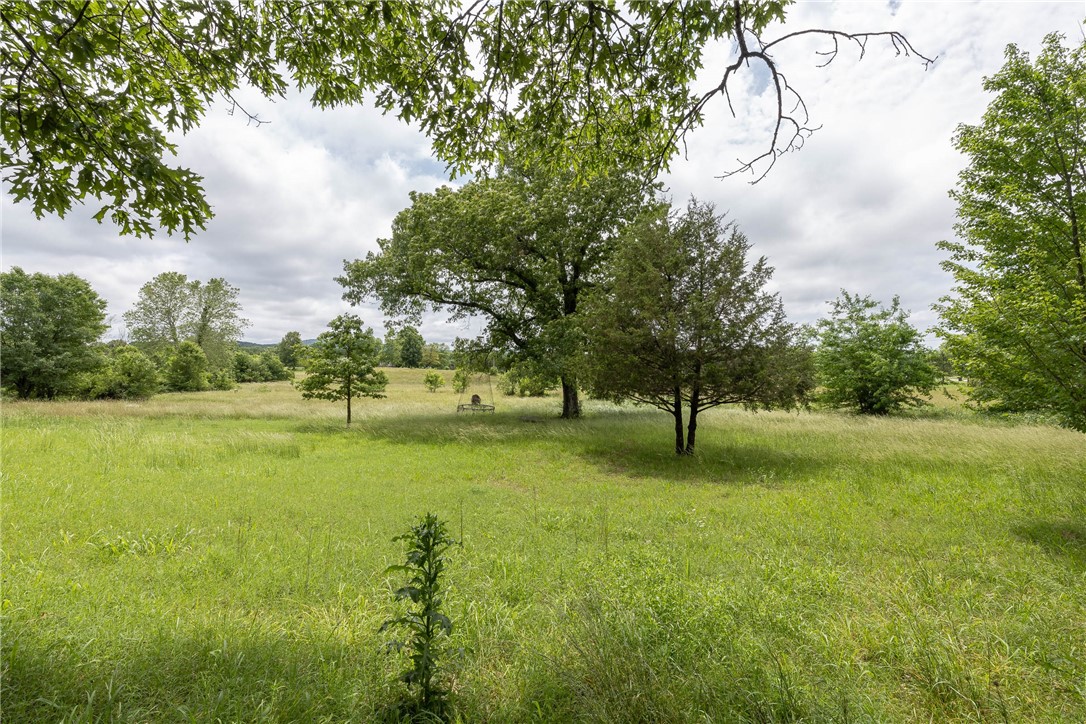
left=165, top=341, right=210, bottom=392
left=295, top=314, right=387, bottom=424
left=277, top=331, right=303, bottom=369
left=423, top=371, right=445, bottom=393
left=583, top=200, right=811, bottom=454
left=814, top=291, right=937, bottom=415
left=451, top=368, right=470, bottom=394
left=397, top=326, right=425, bottom=368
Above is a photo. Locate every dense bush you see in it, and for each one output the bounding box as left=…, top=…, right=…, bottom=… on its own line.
left=814, top=292, right=937, bottom=415
left=101, top=346, right=160, bottom=398
left=234, top=350, right=292, bottom=383
left=76, top=345, right=160, bottom=399
left=165, top=341, right=210, bottom=392
left=208, top=367, right=236, bottom=390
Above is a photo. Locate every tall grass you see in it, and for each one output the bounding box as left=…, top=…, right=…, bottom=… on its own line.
left=2, top=370, right=1084, bottom=721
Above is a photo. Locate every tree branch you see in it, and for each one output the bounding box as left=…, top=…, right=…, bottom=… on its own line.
left=662, top=1, right=936, bottom=183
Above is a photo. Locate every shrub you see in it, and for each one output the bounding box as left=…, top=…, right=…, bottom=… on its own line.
left=814, top=291, right=937, bottom=415
left=165, top=341, right=210, bottom=392
left=424, top=371, right=445, bottom=393
left=208, top=367, right=236, bottom=390
left=259, top=351, right=292, bottom=381
left=108, top=346, right=161, bottom=398
left=75, top=345, right=160, bottom=399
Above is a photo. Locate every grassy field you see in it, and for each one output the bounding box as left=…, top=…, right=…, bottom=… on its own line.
left=2, top=369, right=1084, bottom=722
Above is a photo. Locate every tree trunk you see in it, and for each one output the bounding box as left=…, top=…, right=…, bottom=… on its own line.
left=686, top=385, right=700, bottom=455
left=560, top=377, right=581, bottom=419
left=346, top=373, right=352, bottom=426
left=673, top=386, right=685, bottom=454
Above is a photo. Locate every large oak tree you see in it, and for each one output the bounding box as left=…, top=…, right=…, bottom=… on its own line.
left=340, top=164, right=649, bottom=418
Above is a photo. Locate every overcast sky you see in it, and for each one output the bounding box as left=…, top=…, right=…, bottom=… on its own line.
left=3, top=1, right=1084, bottom=345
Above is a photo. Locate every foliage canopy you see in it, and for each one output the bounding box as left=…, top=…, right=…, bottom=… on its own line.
left=0, top=267, right=108, bottom=399
left=340, top=163, right=650, bottom=418
left=3, top=1, right=931, bottom=237
left=937, top=34, right=1086, bottom=431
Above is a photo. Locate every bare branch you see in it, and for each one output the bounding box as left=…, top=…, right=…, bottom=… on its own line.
left=662, top=1, right=936, bottom=183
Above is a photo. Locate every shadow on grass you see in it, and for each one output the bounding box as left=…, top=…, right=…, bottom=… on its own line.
left=2, top=624, right=411, bottom=723
left=1014, top=520, right=1086, bottom=569
left=294, top=407, right=831, bottom=488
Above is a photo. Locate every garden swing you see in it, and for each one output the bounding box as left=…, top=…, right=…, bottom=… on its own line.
left=456, top=368, right=495, bottom=414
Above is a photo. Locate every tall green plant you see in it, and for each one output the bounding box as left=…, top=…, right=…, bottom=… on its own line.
left=381, top=513, right=457, bottom=721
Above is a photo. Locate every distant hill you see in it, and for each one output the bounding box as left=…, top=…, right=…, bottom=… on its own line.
left=238, top=339, right=317, bottom=350
left=237, top=341, right=275, bottom=350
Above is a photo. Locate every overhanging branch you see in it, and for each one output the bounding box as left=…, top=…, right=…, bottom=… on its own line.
left=665, top=0, right=936, bottom=183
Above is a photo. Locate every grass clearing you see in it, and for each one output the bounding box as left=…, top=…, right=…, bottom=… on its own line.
left=3, top=369, right=1084, bottom=721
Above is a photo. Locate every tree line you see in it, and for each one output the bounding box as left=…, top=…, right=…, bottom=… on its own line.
left=0, top=269, right=287, bottom=399
left=0, top=269, right=462, bottom=403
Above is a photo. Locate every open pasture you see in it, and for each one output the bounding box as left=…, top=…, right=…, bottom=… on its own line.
left=2, top=369, right=1084, bottom=722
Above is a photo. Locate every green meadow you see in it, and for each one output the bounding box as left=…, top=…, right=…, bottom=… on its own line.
left=2, top=369, right=1084, bottom=722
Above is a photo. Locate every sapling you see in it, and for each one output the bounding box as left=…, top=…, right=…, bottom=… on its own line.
left=451, top=368, right=470, bottom=394
left=423, top=371, right=445, bottom=393
left=381, top=513, right=457, bottom=720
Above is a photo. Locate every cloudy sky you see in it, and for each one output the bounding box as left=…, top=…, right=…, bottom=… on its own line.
left=3, top=1, right=1084, bottom=345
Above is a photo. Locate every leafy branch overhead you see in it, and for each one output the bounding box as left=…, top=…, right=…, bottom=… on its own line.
left=2, top=1, right=933, bottom=238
